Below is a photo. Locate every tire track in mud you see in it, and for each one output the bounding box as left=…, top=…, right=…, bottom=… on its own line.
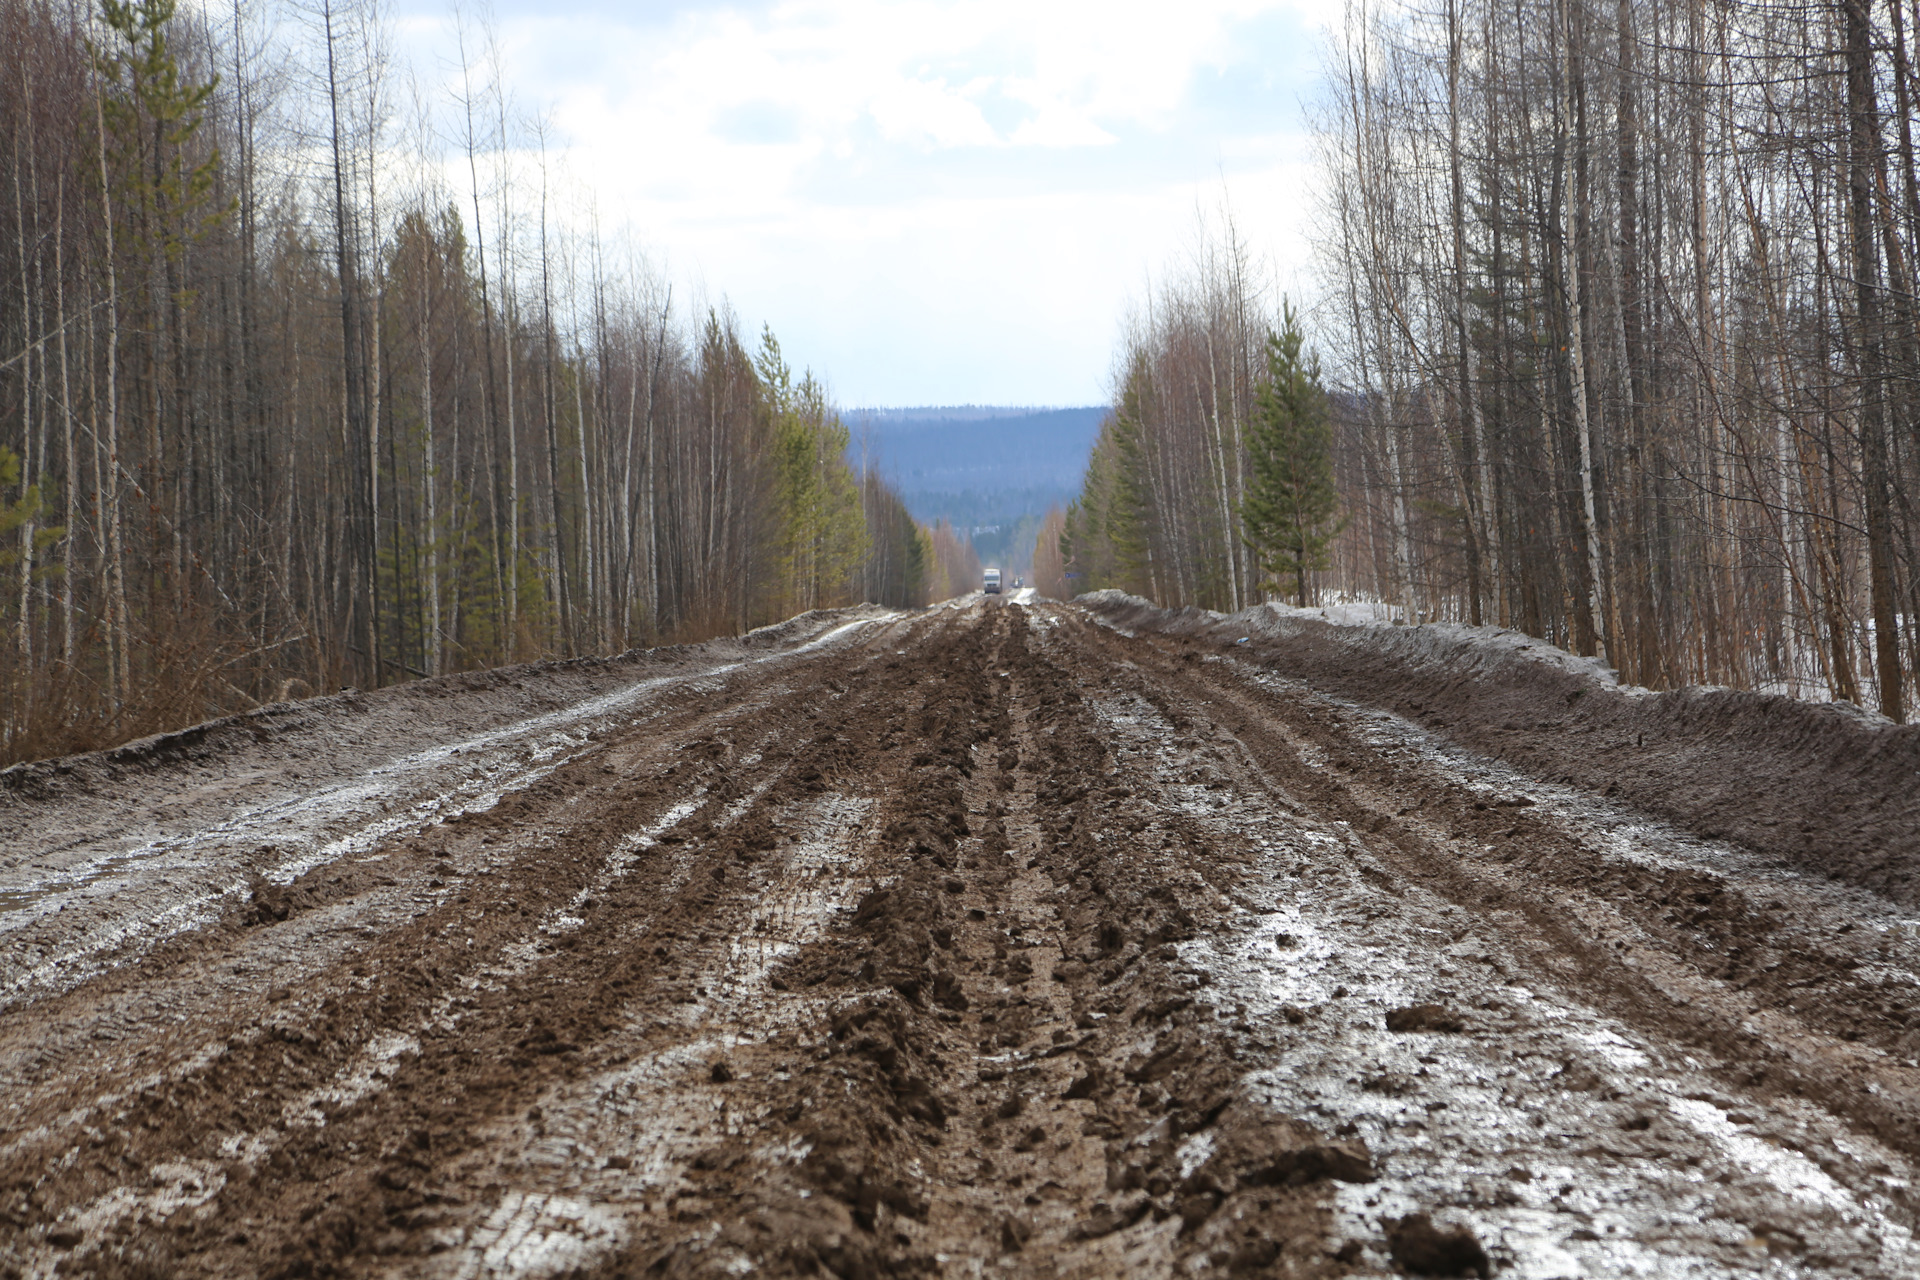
left=0, top=652, right=798, bottom=1116
left=1060, top=610, right=1920, bottom=1276
left=0, top=619, right=909, bottom=1130
left=4, top=599, right=1919, bottom=1279
left=0, top=615, right=908, bottom=1278
left=0, top=614, right=894, bottom=1013
left=521, top=603, right=1373, bottom=1280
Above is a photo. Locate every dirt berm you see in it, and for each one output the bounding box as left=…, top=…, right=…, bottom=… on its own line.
left=1082, top=590, right=1920, bottom=905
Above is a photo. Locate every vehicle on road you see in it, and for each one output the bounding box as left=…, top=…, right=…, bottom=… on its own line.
left=983, top=568, right=1001, bottom=594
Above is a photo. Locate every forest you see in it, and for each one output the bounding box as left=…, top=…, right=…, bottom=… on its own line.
left=0, top=0, right=980, bottom=768
left=1058, top=0, right=1920, bottom=722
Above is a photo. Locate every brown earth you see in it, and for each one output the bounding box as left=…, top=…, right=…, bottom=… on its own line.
left=0, top=596, right=1917, bottom=1278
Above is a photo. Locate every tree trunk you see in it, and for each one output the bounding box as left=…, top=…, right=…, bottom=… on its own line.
left=1844, top=0, right=1906, bottom=719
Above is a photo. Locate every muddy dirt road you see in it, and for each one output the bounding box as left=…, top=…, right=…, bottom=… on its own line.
left=3, top=597, right=1919, bottom=1278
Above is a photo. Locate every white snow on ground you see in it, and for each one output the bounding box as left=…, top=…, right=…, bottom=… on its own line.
left=1249, top=598, right=1625, bottom=688
left=1232, top=657, right=1920, bottom=950
left=1084, top=587, right=1628, bottom=693
left=58, top=1159, right=229, bottom=1248
left=425, top=792, right=882, bottom=1280
left=451, top=1192, right=627, bottom=1280
left=1079, top=587, right=1900, bottom=719
left=0, top=611, right=902, bottom=1008
left=31, top=755, right=762, bottom=1280
left=1073, top=663, right=1920, bottom=1278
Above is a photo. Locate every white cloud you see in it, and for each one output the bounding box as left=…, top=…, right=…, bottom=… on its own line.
left=867, top=76, right=999, bottom=148
left=389, top=0, right=1332, bottom=404
left=1007, top=108, right=1115, bottom=149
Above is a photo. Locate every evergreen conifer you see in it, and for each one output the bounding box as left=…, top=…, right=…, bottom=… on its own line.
left=1241, top=304, right=1342, bottom=606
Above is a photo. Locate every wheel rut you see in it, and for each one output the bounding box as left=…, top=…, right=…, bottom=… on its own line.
left=0, top=600, right=1914, bottom=1279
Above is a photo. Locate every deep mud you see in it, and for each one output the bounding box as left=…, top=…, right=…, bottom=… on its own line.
left=2, top=597, right=1918, bottom=1278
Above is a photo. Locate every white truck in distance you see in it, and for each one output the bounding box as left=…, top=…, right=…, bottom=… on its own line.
left=983, top=568, right=1001, bottom=595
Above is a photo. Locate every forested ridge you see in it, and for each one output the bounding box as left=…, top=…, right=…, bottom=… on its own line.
left=1058, top=0, right=1920, bottom=723
left=0, top=0, right=978, bottom=768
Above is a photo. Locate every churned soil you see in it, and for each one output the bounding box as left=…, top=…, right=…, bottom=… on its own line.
left=1, top=596, right=1917, bottom=1278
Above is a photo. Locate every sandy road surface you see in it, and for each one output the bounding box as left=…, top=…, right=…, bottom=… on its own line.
left=2, top=598, right=1918, bottom=1278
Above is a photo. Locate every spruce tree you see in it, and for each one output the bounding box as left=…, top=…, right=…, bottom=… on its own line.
left=1105, top=356, right=1159, bottom=597
left=757, top=326, right=867, bottom=612
left=1241, top=303, right=1342, bottom=606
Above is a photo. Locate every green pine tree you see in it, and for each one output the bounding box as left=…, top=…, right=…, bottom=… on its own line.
left=757, top=326, right=867, bottom=613
left=0, top=446, right=56, bottom=574
left=1104, top=356, right=1158, bottom=597
left=1241, top=303, right=1343, bottom=606
left=95, top=0, right=226, bottom=261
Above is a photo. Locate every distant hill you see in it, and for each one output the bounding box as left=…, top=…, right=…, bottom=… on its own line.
left=844, top=404, right=1105, bottom=575
left=846, top=405, right=1106, bottom=498
left=843, top=405, right=1107, bottom=573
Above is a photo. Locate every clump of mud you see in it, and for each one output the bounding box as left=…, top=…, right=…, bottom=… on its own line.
left=1387, top=1212, right=1492, bottom=1277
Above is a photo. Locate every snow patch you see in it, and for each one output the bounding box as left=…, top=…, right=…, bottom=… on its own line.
left=452, top=1191, right=626, bottom=1279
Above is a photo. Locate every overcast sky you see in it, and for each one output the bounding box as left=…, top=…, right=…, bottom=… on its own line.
left=389, top=0, right=1336, bottom=407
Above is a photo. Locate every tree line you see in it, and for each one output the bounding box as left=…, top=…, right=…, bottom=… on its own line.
left=1053, top=225, right=1342, bottom=618
left=0, top=0, right=951, bottom=767
left=1059, top=0, right=1920, bottom=722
